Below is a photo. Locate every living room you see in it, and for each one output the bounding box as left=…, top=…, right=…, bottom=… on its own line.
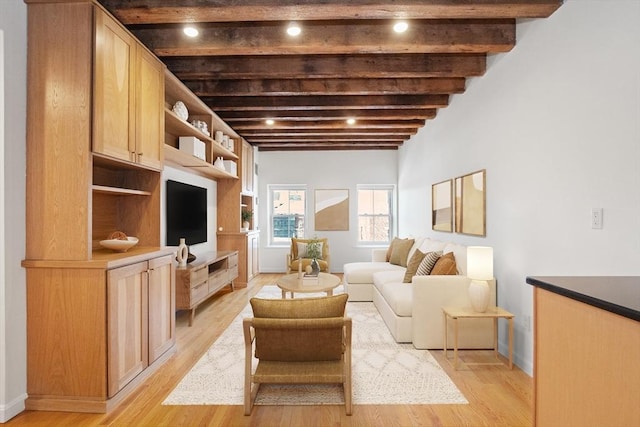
left=2, top=0, right=639, bottom=425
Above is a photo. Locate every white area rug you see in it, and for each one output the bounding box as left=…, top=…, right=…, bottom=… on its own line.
left=163, top=286, right=467, bottom=406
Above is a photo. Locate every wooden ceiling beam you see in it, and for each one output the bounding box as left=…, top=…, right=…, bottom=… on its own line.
left=232, top=119, right=425, bottom=130
left=183, top=77, right=465, bottom=96
left=164, top=54, right=486, bottom=80
left=246, top=136, right=406, bottom=143
left=132, top=20, right=515, bottom=56
left=218, top=109, right=438, bottom=121
left=239, top=128, right=417, bottom=136
left=204, top=94, right=449, bottom=111
left=102, top=1, right=563, bottom=25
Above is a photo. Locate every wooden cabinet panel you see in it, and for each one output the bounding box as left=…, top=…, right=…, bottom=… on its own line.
left=26, top=268, right=107, bottom=399
left=534, top=288, right=640, bottom=426
left=135, top=46, right=165, bottom=170
left=241, top=140, right=254, bottom=194
left=25, top=2, right=94, bottom=260
left=107, top=261, right=149, bottom=398
left=93, top=9, right=135, bottom=163
left=148, top=255, right=175, bottom=363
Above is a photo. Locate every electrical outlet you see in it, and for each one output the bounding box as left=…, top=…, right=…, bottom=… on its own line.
left=591, top=208, right=603, bottom=229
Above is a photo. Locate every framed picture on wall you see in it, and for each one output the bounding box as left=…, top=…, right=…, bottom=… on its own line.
left=455, top=169, right=486, bottom=236
left=431, top=179, right=453, bottom=232
left=315, top=189, right=349, bottom=231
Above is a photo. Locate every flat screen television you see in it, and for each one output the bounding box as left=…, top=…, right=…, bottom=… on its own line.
left=166, top=180, right=208, bottom=246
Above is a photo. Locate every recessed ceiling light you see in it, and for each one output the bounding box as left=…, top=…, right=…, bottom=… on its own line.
left=346, top=118, right=356, bottom=125
left=266, top=119, right=275, bottom=125
left=287, top=23, right=302, bottom=37
left=183, top=26, right=199, bottom=37
left=393, top=21, right=409, bottom=33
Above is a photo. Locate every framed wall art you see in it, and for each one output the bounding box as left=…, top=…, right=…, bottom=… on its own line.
left=431, top=179, right=453, bottom=232
left=455, top=169, right=486, bottom=236
left=315, top=189, right=349, bottom=231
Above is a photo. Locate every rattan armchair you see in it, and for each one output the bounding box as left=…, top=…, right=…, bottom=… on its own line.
left=286, top=237, right=331, bottom=273
left=243, top=294, right=352, bottom=415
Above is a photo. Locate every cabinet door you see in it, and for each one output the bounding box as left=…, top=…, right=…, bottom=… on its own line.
left=148, top=255, right=175, bottom=363
left=135, top=47, right=165, bottom=170
left=242, top=140, right=254, bottom=194
left=93, top=9, right=136, bottom=163
left=248, top=233, right=259, bottom=281
left=107, top=261, right=149, bottom=397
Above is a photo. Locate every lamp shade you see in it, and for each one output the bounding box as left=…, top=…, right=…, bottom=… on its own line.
left=467, top=246, right=493, bottom=280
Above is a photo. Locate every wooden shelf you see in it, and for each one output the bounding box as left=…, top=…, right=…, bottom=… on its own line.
left=164, top=70, right=240, bottom=139
left=164, top=145, right=239, bottom=180
left=92, top=185, right=152, bottom=196
left=164, top=109, right=238, bottom=160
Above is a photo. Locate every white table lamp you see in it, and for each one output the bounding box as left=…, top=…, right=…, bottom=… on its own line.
left=467, top=246, right=493, bottom=312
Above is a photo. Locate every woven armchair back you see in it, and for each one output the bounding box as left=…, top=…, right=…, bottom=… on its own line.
left=249, top=294, right=348, bottom=362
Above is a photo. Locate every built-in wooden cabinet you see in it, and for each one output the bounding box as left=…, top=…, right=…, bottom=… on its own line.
left=23, top=0, right=175, bottom=413
left=218, top=231, right=259, bottom=288
left=24, top=250, right=176, bottom=412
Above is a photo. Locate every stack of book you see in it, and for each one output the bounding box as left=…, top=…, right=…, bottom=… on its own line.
left=302, top=271, right=319, bottom=284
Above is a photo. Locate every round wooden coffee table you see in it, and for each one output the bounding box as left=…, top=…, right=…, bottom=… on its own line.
left=276, top=272, right=342, bottom=298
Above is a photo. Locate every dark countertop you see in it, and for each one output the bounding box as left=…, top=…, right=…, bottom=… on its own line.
left=526, top=276, right=640, bottom=322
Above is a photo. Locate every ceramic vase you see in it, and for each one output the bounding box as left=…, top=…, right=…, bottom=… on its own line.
left=177, top=238, right=189, bottom=267
left=468, top=279, right=490, bottom=312
left=310, top=258, right=320, bottom=275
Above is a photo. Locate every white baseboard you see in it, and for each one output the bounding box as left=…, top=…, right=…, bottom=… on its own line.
left=0, top=393, right=26, bottom=423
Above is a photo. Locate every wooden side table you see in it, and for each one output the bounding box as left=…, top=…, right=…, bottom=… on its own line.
left=442, top=306, right=514, bottom=370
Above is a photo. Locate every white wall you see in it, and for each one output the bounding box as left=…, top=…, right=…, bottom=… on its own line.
left=0, top=2, right=27, bottom=422
left=398, top=0, right=640, bottom=374
left=258, top=150, right=398, bottom=273
left=161, top=166, right=218, bottom=255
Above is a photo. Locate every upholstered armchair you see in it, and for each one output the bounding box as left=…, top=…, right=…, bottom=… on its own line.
left=243, top=294, right=352, bottom=415
left=286, top=237, right=330, bottom=273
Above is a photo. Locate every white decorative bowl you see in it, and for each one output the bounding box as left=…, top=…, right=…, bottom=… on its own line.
left=99, top=237, right=139, bottom=252
left=172, top=101, right=189, bottom=121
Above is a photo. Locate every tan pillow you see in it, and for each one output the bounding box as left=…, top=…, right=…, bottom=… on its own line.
left=389, top=238, right=415, bottom=267
left=403, top=249, right=426, bottom=283
left=386, top=237, right=400, bottom=261
left=416, top=250, right=442, bottom=276
left=430, top=252, right=457, bottom=275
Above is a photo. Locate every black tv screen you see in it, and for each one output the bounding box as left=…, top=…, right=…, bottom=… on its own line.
left=166, top=180, right=208, bottom=246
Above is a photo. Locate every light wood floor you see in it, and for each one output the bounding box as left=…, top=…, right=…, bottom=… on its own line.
left=8, top=273, right=533, bottom=426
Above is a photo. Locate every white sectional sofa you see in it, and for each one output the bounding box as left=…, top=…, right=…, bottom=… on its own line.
left=344, top=237, right=496, bottom=349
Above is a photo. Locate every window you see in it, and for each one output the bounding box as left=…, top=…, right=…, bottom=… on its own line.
left=269, top=185, right=306, bottom=245
left=357, top=185, right=395, bottom=243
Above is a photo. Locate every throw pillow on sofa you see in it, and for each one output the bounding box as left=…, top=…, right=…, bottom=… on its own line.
left=415, top=250, right=442, bottom=276
left=403, top=249, right=426, bottom=283
left=430, top=252, right=457, bottom=275
left=389, top=238, right=414, bottom=267
left=386, top=237, right=409, bottom=262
